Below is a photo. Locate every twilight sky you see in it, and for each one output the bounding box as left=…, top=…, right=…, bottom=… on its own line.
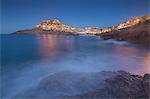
left=1, top=0, right=149, bottom=33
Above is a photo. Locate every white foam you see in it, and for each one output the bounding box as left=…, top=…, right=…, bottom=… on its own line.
left=104, top=39, right=128, bottom=45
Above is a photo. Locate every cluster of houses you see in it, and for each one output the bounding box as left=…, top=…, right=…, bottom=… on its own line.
left=36, top=19, right=77, bottom=32
left=36, top=19, right=113, bottom=34
left=36, top=17, right=145, bottom=35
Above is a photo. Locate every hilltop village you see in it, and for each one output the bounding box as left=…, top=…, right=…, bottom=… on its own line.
left=14, top=15, right=150, bottom=46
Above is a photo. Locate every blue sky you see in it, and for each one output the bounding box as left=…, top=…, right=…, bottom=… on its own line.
left=1, top=0, right=149, bottom=33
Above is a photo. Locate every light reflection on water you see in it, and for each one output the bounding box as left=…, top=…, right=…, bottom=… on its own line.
left=34, top=34, right=150, bottom=74
left=1, top=34, right=150, bottom=98
left=113, top=45, right=150, bottom=74
left=38, top=35, right=74, bottom=58
left=39, top=35, right=60, bottom=58
left=143, top=53, right=150, bottom=73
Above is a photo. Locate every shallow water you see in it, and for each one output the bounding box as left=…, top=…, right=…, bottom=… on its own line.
left=1, top=34, right=150, bottom=98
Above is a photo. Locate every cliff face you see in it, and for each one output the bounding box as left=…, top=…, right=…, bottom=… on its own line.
left=115, top=15, right=150, bottom=30
left=100, top=16, right=150, bottom=46
left=100, top=15, right=150, bottom=33
left=80, top=15, right=150, bottom=34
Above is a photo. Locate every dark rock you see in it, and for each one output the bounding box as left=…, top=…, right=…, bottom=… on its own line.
left=143, top=73, right=150, bottom=98
left=67, top=71, right=150, bottom=99
left=12, top=71, right=150, bottom=99
left=105, top=71, right=145, bottom=98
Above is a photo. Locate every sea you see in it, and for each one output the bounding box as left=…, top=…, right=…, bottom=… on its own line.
left=1, top=34, right=150, bottom=98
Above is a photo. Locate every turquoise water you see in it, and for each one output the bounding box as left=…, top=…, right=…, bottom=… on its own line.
left=1, top=34, right=150, bottom=98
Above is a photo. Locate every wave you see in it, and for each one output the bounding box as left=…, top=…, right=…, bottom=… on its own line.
left=104, top=39, right=128, bottom=45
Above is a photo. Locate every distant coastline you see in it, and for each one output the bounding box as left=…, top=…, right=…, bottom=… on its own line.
left=13, top=28, right=80, bottom=36
left=13, top=15, right=150, bottom=46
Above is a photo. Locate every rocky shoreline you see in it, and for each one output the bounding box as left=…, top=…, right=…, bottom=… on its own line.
left=65, top=71, right=150, bottom=99
left=100, top=19, right=150, bottom=47
left=13, top=70, right=150, bottom=99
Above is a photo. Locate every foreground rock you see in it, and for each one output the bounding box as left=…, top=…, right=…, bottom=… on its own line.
left=13, top=71, right=150, bottom=99
left=64, top=71, right=150, bottom=99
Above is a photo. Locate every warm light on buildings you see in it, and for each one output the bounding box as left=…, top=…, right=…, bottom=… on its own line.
left=35, top=15, right=150, bottom=35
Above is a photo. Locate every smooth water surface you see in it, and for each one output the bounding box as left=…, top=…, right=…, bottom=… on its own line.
left=1, top=34, right=150, bottom=98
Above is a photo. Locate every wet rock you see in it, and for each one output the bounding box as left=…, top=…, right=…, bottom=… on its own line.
left=12, top=71, right=150, bottom=99
left=66, top=71, right=150, bottom=99
left=143, top=73, right=150, bottom=98
left=105, top=71, right=145, bottom=98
